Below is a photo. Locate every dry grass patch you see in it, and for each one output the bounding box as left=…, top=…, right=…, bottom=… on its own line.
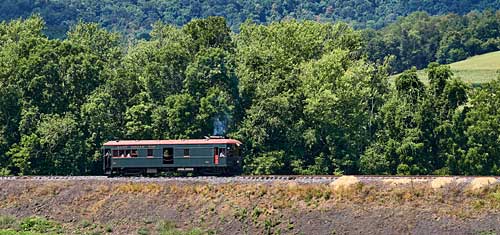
left=32, top=182, right=65, bottom=197
left=329, top=176, right=359, bottom=191
left=469, top=177, right=497, bottom=191
left=383, top=178, right=428, bottom=186
left=88, top=194, right=112, bottom=215
left=431, top=177, right=455, bottom=189
left=193, top=185, right=212, bottom=196
left=383, top=178, right=413, bottom=186
left=115, top=183, right=163, bottom=195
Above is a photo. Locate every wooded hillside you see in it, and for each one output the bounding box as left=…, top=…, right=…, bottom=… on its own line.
left=1, top=1, right=500, bottom=73
left=1, top=0, right=499, bottom=37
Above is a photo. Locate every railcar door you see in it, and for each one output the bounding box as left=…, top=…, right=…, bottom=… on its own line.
left=103, top=148, right=111, bottom=173
left=214, top=147, right=219, bottom=165
left=228, top=144, right=242, bottom=170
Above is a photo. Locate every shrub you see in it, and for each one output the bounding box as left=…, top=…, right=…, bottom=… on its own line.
left=80, top=219, right=91, bottom=228
left=157, top=220, right=176, bottom=234
left=0, top=168, right=11, bottom=176
left=137, top=227, right=150, bottom=235
left=185, top=228, right=205, bottom=235
left=156, top=221, right=210, bottom=235
left=0, top=215, right=16, bottom=229
left=19, top=217, right=61, bottom=233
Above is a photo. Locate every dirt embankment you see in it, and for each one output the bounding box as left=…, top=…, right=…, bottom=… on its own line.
left=1, top=177, right=500, bottom=235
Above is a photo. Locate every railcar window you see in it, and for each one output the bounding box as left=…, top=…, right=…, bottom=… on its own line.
left=147, top=149, right=154, bottom=157
left=184, top=149, right=190, bottom=157
left=234, top=145, right=241, bottom=157
left=228, top=145, right=239, bottom=157
left=163, top=148, right=173, bottom=164
left=112, top=149, right=140, bottom=157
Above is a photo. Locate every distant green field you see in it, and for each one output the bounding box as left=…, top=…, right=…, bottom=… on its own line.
left=392, top=51, right=500, bottom=84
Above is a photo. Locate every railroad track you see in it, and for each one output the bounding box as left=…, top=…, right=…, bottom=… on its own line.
left=0, top=175, right=498, bottom=184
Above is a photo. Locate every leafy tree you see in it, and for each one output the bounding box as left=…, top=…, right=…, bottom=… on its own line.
left=125, top=23, right=191, bottom=103
left=197, top=88, right=236, bottom=136
left=360, top=64, right=470, bottom=175
left=359, top=141, right=392, bottom=174
left=80, top=88, right=124, bottom=173
left=362, top=68, right=428, bottom=175
left=182, top=16, right=234, bottom=53
left=8, top=114, right=85, bottom=175
left=236, top=20, right=372, bottom=174
left=125, top=102, right=154, bottom=140
left=460, top=78, right=500, bottom=175
left=299, top=50, right=387, bottom=174
left=436, top=31, right=468, bottom=64
left=184, top=47, right=240, bottom=135
left=0, top=85, right=20, bottom=174
left=152, top=94, right=199, bottom=139
left=184, top=48, right=238, bottom=99
left=66, top=22, right=122, bottom=65
left=244, top=151, right=286, bottom=175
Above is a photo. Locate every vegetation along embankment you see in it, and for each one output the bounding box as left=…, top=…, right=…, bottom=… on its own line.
left=1, top=177, right=500, bottom=234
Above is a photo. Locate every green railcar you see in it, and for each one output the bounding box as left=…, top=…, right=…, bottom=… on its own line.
left=102, top=138, right=242, bottom=176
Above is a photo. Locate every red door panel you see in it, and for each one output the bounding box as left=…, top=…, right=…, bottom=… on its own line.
left=214, top=147, right=219, bottom=165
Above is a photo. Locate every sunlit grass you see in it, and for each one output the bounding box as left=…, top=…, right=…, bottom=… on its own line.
left=391, top=50, right=500, bottom=85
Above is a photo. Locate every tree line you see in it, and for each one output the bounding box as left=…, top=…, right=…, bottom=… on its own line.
left=0, top=15, right=499, bottom=176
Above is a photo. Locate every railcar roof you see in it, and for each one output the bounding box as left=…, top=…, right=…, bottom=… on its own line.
left=103, top=139, right=242, bottom=146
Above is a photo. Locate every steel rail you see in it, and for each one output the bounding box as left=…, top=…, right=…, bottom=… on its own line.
left=0, top=175, right=498, bottom=184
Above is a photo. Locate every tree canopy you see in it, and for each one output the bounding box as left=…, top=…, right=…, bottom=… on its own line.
left=1, top=0, right=499, bottom=38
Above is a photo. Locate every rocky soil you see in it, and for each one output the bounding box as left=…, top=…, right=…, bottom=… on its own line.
left=1, top=177, right=500, bottom=234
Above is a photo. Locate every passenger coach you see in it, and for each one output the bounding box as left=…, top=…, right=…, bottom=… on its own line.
left=102, top=138, right=242, bottom=176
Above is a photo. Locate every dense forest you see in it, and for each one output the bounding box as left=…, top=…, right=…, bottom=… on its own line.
left=0, top=13, right=499, bottom=176
left=2, top=1, right=500, bottom=73
left=1, top=0, right=500, bottom=37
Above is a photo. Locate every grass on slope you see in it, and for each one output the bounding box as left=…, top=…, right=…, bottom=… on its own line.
left=392, top=51, right=500, bottom=84
left=0, top=215, right=207, bottom=235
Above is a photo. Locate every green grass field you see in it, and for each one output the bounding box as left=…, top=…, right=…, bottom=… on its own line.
left=392, top=51, right=500, bottom=84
